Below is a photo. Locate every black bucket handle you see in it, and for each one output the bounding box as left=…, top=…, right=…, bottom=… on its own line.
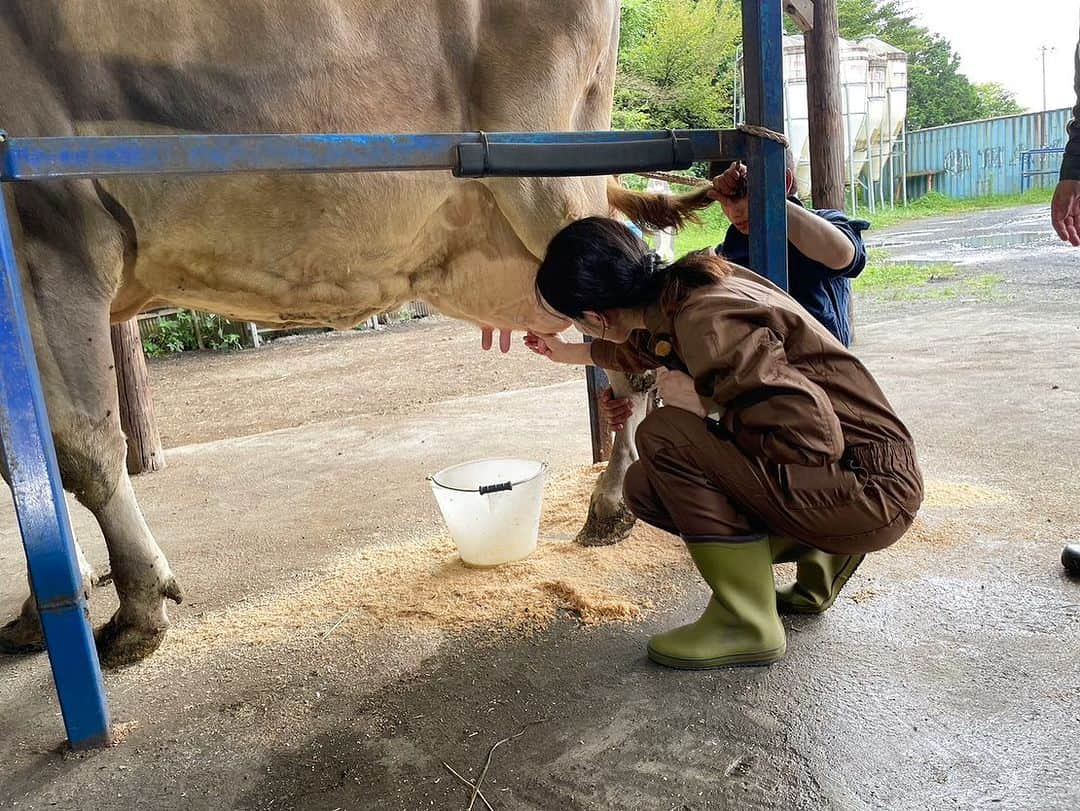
left=428, top=461, right=548, bottom=494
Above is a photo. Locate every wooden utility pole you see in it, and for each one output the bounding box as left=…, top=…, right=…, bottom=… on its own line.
left=804, top=0, right=846, bottom=211
left=802, top=0, right=858, bottom=338
left=110, top=318, right=165, bottom=475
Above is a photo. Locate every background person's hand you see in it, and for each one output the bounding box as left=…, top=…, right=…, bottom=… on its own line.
left=1051, top=180, right=1080, bottom=247
left=708, top=162, right=748, bottom=201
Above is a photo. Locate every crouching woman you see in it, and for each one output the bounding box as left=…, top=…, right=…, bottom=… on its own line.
left=525, top=217, right=924, bottom=669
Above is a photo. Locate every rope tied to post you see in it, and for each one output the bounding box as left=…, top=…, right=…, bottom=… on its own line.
left=634, top=124, right=789, bottom=187
left=634, top=170, right=709, bottom=187
left=735, top=123, right=789, bottom=146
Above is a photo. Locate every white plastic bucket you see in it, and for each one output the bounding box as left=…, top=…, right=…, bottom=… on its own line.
left=428, top=458, right=547, bottom=567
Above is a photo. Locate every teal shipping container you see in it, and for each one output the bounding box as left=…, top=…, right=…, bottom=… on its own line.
left=905, top=108, right=1072, bottom=199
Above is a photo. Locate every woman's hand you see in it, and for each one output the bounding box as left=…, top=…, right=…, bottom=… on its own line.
left=656, top=369, right=707, bottom=417
left=524, top=331, right=567, bottom=360
left=599, top=387, right=634, bottom=432
left=523, top=332, right=593, bottom=366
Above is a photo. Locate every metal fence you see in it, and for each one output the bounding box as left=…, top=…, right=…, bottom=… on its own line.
left=905, top=108, right=1072, bottom=199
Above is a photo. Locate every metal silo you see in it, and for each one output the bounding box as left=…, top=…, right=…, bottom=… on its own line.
left=861, top=37, right=909, bottom=208
left=735, top=34, right=907, bottom=212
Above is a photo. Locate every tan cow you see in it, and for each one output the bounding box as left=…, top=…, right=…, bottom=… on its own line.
left=0, top=0, right=706, bottom=665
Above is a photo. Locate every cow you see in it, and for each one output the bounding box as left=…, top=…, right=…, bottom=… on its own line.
left=0, top=0, right=708, bottom=666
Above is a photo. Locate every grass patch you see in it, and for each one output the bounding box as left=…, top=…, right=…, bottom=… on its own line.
left=860, top=187, right=1055, bottom=231
left=853, top=248, right=1004, bottom=301
left=952, top=273, right=1005, bottom=300
left=673, top=204, right=731, bottom=254
left=853, top=249, right=959, bottom=294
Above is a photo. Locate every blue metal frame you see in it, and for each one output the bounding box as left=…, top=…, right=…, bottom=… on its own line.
left=1020, top=147, right=1066, bottom=192
left=741, top=0, right=789, bottom=290
left=0, top=190, right=110, bottom=749
left=0, top=2, right=788, bottom=751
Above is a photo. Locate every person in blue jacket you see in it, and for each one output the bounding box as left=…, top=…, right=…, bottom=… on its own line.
left=707, top=152, right=869, bottom=348
left=598, top=150, right=871, bottom=434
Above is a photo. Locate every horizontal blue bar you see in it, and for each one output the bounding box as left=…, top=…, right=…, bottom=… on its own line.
left=0, top=129, right=743, bottom=181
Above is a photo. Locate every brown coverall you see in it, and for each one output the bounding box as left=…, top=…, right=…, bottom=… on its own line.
left=591, top=265, right=924, bottom=554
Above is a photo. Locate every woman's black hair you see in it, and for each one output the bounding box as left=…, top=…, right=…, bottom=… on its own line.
left=536, top=217, right=730, bottom=320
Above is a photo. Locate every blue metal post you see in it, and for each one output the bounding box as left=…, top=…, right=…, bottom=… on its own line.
left=0, top=188, right=110, bottom=749
left=742, top=0, right=789, bottom=290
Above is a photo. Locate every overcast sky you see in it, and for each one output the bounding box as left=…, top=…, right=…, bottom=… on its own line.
left=901, top=0, right=1079, bottom=111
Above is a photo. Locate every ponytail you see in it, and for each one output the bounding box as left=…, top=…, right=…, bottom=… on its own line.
left=652, top=250, right=731, bottom=318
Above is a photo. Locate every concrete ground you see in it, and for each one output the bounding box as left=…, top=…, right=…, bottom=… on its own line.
left=0, top=204, right=1077, bottom=810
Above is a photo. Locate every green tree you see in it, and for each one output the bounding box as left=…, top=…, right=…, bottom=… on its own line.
left=972, top=82, right=1025, bottom=119
left=616, top=1, right=1022, bottom=133
left=836, top=0, right=1015, bottom=129
left=905, top=33, right=982, bottom=129
left=615, top=0, right=742, bottom=131
left=837, top=0, right=925, bottom=53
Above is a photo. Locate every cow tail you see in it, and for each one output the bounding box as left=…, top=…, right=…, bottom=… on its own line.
left=605, top=177, right=714, bottom=232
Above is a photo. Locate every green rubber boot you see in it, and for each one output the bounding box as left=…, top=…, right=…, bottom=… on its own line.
left=769, top=535, right=806, bottom=565
left=647, top=537, right=786, bottom=669
left=774, top=540, right=865, bottom=615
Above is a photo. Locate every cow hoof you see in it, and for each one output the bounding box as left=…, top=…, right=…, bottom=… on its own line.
left=0, top=614, right=45, bottom=655
left=91, top=566, right=113, bottom=588
left=95, top=617, right=167, bottom=668
left=575, top=500, right=636, bottom=547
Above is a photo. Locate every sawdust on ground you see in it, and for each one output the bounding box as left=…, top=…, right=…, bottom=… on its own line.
left=134, top=465, right=689, bottom=673
left=922, top=480, right=1007, bottom=509
left=130, top=474, right=1008, bottom=674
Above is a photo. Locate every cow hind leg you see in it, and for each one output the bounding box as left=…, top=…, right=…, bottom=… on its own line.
left=88, top=474, right=182, bottom=666
left=0, top=598, right=44, bottom=654
left=2, top=416, right=179, bottom=668
left=52, top=322, right=182, bottom=668
left=576, top=371, right=654, bottom=547
left=4, top=199, right=180, bottom=667
left=0, top=539, right=105, bottom=654
left=0, top=414, right=108, bottom=654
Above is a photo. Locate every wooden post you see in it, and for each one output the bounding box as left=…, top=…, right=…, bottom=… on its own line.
left=803, top=0, right=856, bottom=337
left=191, top=311, right=206, bottom=350
left=110, top=318, right=165, bottom=475
left=804, top=0, right=846, bottom=211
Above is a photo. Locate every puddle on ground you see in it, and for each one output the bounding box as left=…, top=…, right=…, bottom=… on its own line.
left=871, top=229, right=1058, bottom=256
left=950, top=231, right=1054, bottom=250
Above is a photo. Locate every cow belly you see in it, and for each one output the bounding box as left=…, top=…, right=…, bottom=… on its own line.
left=110, top=174, right=567, bottom=332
